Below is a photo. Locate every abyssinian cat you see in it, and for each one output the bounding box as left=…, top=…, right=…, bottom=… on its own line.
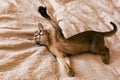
left=34, top=6, right=117, bottom=77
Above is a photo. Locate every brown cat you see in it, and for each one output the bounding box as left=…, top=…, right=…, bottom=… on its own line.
left=34, top=6, right=117, bottom=77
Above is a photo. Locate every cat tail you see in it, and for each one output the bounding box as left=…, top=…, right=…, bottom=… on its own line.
left=102, top=22, right=117, bottom=37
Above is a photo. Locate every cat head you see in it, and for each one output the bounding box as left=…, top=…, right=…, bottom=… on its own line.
left=34, top=23, right=50, bottom=46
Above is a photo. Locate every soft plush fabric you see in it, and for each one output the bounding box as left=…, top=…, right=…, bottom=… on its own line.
left=0, top=0, right=120, bottom=80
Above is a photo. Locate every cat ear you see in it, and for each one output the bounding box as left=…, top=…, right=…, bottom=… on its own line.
left=38, top=23, right=44, bottom=31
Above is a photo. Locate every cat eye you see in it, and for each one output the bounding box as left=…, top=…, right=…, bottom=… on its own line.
left=39, top=32, right=44, bottom=36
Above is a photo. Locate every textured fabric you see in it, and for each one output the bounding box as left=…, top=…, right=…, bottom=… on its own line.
left=0, top=0, right=120, bottom=80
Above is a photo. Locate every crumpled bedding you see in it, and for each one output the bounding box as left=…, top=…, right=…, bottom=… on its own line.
left=0, top=0, right=120, bottom=80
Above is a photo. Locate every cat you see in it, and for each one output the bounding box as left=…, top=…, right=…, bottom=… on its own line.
left=34, top=6, right=117, bottom=77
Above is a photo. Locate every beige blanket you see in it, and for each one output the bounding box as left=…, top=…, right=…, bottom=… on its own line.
left=0, top=0, right=120, bottom=80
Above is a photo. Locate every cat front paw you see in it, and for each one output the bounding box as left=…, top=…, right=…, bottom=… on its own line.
left=67, top=67, right=74, bottom=77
